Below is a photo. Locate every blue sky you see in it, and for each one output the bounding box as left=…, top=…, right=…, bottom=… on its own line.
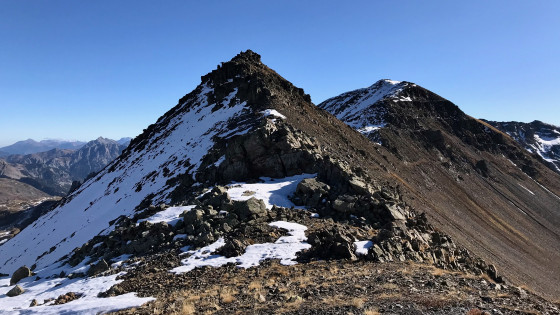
left=1, top=1, right=559, bottom=147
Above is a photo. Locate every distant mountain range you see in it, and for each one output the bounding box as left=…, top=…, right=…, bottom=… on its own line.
left=0, top=137, right=130, bottom=195
left=0, top=137, right=131, bottom=157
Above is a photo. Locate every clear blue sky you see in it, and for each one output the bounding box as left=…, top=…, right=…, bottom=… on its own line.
left=1, top=1, right=559, bottom=147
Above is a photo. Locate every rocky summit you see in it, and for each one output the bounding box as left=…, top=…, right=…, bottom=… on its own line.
left=0, top=51, right=559, bottom=314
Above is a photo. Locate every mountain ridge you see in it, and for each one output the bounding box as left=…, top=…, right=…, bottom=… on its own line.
left=319, top=79, right=560, bottom=300
left=0, top=137, right=129, bottom=195
left=1, top=51, right=559, bottom=313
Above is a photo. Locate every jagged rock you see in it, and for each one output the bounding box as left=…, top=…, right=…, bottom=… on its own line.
left=217, top=238, right=249, bottom=257
left=10, top=266, right=31, bottom=285
left=384, top=203, right=406, bottom=220
left=294, top=178, right=330, bottom=207
left=232, top=198, right=267, bottom=221
left=348, top=178, right=369, bottom=195
left=87, top=259, right=109, bottom=276
left=6, top=285, right=25, bottom=297
left=29, top=299, right=38, bottom=307
left=183, top=209, right=205, bottom=224
left=306, top=226, right=357, bottom=260
left=199, top=186, right=233, bottom=210
left=332, top=198, right=355, bottom=213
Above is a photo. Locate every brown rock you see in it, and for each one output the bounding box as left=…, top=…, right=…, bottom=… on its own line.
left=6, top=285, right=25, bottom=297
left=10, top=266, right=31, bottom=285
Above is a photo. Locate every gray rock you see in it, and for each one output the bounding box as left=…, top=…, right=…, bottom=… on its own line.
left=295, top=178, right=330, bottom=207
left=30, top=299, right=38, bottom=307
left=6, top=285, right=25, bottom=297
left=87, top=259, right=109, bottom=277
left=10, top=266, right=31, bottom=285
left=332, top=198, right=355, bottom=213
left=385, top=204, right=406, bottom=220
left=348, top=178, right=369, bottom=194
left=233, top=198, right=267, bottom=221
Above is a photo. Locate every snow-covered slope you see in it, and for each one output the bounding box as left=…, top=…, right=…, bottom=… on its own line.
left=0, top=80, right=251, bottom=275
left=484, top=120, right=560, bottom=173
left=319, top=79, right=410, bottom=134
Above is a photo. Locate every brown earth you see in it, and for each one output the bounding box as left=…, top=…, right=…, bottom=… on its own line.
left=109, top=259, right=559, bottom=315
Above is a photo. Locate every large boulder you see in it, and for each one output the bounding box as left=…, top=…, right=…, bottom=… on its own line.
left=232, top=198, right=267, bottom=221
left=6, top=285, right=25, bottom=297
left=199, top=186, right=233, bottom=210
left=10, top=266, right=31, bottom=285
left=293, top=178, right=330, bottom=208
left=306, top=226, right=357, bottom=260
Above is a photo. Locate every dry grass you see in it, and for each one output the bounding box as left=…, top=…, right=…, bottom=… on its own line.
left=248, top=281, right=262, bottom=291
left=480, top=273, right=496, bottom=284
left=180, top=302, right=196, bottom=315
left=364, top=308, right=381, bottom=315
left=219, top=288, right=237, bottom=304
left=350, top=297, right=365, bottom=308
left=375, top=292, right=400, bottom=299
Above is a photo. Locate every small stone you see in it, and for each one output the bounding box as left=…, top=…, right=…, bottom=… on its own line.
left=30, top=299, right=38, bottom=307
left=6, top=285, right=25, bottom=297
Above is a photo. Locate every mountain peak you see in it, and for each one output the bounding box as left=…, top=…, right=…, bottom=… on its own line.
left=230, top=49, right=262, bottom=64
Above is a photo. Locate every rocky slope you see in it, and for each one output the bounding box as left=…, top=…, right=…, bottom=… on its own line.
left=0, top=137, right=128, bottom=195
left=0, top=52, right=559, bottom=314
left=483, top=120, right=560, bottom=173
left=319, top=79, right=560, bottom=301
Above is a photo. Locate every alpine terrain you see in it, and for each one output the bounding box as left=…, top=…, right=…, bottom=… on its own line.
left=0, top=51, right=559, bottom=314
left=0, top=137, right=130, bottom=196
left=483, top=120, right=560, bottom=173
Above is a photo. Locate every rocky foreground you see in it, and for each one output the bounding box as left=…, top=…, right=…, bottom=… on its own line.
left=108, top=259, right=558, bottom=315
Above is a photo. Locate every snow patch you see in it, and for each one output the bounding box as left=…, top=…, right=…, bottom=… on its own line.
left=172, top=221, right=310, bottom=274
left=518, top=184, right=535, bottom=196
left=137, top=205, right=195, bottom=226
left=357, top=124, right=386, bottom=134
left=354, top=240, right=373, bottom=256
left=0, top=272, right=153, bottom=314
left=226, top=174, right=316, bottom=209
left=261, top=109, right=286, bottom=120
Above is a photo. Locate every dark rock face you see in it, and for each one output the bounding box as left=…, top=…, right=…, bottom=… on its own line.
left=305, top=225, right=358, bottom=261
left=10, top=266, right=31, bottom=285
left=484, top=120, right=560, bottom=173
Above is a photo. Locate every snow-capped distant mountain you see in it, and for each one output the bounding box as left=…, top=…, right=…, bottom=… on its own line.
left=484, top=120, right=560, bottom=173
left=319, top=79, right=410, bottom=131
left=0, top=139, right=86, bottom=156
